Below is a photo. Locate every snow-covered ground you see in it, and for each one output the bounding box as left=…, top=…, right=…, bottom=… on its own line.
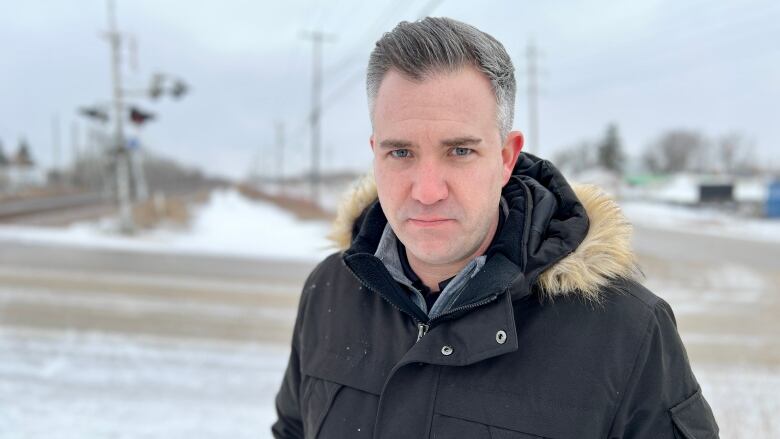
left=0, top=328, right=288, bottom=439
left=622, top=174, right=770, bottom=204
left=0, top=189, right=334, bottom=261
left=621, top=200, right=780, bottom=243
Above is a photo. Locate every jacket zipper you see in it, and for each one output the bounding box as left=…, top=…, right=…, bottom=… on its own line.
left=415, top=294, right=501, bottom=341
left=416, top=323, right=429, bottom=342
left=343, top=258, right=504, bottom=343
left=426, top=294, right=499, bottom=329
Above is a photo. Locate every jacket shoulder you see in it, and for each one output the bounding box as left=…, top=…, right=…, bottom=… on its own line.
left=299, top=251, right=362, bottom=307
left=612, top=277, right=663, bottom=309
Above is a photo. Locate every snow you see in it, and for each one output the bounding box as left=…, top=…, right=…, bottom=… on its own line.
left=648, top=174, right=700, bottom=204
left=0, top=327, right=288, bottom=439
left=621, top=200, right=780, bottom=243
left=694, top=364, right=780, bottom=439
left=0, top=189, right=335, bottom=261
left=623, top=174, right=770, bottom=204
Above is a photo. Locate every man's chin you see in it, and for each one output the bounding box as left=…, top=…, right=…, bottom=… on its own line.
left=405, top=245, right=461, bottom=267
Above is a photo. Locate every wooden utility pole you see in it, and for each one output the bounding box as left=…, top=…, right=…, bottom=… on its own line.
left=526, top=40, right=540, bottom=156
left=300, top=30, right=336, bottom=204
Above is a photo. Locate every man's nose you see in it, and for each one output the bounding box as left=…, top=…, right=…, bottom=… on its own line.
left=410, top=159, right=448, bottom=205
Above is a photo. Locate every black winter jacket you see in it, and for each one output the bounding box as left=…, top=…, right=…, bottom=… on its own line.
left=272, top=154, right=719, bottom=439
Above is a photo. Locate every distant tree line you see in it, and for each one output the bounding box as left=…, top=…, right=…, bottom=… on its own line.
left=641, top=130, right=756, bottom=175
left=62, top=149, right=228, bottom=195
left=553, top=123, right=626, bottom=175
left=0, top=138, right=35, bottom=168
left=554, top=125, right=758, bottom=176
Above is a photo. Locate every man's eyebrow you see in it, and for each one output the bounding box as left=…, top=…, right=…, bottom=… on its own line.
left=440, top=136, right=482, bottom=147
left=379, top=139, right=414, bottom=149
left=378, top=137, right=482, bottom=149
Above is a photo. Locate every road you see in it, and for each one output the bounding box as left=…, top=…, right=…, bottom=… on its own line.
left=0, top=241, right=315, bottom=344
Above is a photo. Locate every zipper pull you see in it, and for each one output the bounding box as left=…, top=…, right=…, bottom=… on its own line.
left=416, top=323, right=430, bottom=342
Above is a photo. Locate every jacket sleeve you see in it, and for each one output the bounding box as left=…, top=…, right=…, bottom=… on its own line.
left=608, top=299, right=719, bottom=439
left=271, top=264, right=320, bottom=439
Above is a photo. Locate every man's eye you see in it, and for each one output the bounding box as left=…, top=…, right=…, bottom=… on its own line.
left=452, top=147, right=473, bottom=156
left=390, top=149, right=410, bottom=158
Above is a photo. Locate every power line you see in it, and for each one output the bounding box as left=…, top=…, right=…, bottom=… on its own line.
left=320, top=0, right=445, bottom=112
left=322, top=0, right=416, bottom=80
left=287, top=0, right=446, bottom=177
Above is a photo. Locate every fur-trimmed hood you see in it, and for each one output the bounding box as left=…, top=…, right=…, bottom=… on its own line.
left=330, top=154, right=640, bottom=301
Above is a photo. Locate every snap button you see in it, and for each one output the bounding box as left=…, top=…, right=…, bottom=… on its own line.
left=496, top=330, right=507, bottom=344
left=441, top=345, right=453, bottom=356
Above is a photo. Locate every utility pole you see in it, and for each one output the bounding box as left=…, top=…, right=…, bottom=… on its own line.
left=300, top=30, right=336, bottom=204
left=51, top=114, right=61, bottom=179
left=105, top=0, right=133, bottom=233
left=70, top=120, right=79, bottom=186
left=275, top=121, right=285, bottom=184
left=526, top=40, right=540, bottom=156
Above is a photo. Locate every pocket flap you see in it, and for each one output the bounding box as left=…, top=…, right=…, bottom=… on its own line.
left=669, top=388, right=719, bottom=439
left=435, top=383, right=598, bottom=438
left=301, top=340, right=386, bottom=396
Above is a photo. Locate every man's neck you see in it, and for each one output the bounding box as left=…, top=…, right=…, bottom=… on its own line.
left=407, top=213, right=499, bottom=292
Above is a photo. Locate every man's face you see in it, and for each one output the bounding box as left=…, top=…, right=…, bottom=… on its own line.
left=370, top=67, right=523, bottom=267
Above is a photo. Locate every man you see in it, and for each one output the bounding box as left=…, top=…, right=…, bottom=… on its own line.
left=273, top=17, right=719, bottom=439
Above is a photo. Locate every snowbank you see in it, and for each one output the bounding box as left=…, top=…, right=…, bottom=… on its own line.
left=0, top=189, right=335, bottom=261
left=621, top=200, right=780, bottom=243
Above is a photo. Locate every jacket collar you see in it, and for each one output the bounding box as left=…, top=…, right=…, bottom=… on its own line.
left=331, top=153, right=640, bottom=303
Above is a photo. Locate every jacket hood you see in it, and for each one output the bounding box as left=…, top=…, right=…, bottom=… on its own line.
left=329, top=153, right=640, bottom=302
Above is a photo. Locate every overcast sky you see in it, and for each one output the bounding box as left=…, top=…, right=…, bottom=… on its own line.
left=1, top=0, right=778, bottom=179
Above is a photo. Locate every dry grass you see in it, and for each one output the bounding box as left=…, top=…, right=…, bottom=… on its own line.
left=235, top=184, right=334, bottom=221
left=132, top=191, right=209, bottom=229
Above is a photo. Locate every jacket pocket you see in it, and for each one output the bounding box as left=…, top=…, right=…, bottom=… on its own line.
left=669, top=388, right=719, bottom=439
left=301, top=375, right=343, bottom=439
left=431, top=412, right=548, bottom=439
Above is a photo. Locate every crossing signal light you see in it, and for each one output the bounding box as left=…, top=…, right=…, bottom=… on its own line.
left=129, top=106, right=155, bottom=126
left=171, top=80, right=188, bottom=99
left=79, top=106, right=109, bottom=123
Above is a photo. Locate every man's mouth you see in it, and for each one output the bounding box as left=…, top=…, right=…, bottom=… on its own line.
left=407, top=217, right=453, bottom=227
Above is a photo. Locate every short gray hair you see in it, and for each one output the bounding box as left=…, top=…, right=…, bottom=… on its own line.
left=367, top=17, right=516, bottom=140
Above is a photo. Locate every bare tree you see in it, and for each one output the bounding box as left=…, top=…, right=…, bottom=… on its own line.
left=642, top=130, right=707, bottom=174
left=717, top=132, right=756, bottom=175
left=553, top=141, right=598, bottom=174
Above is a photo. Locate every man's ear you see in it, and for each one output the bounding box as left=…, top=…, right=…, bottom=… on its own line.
left=501, top=131, right=524, bottom=184
left=369, top=134, right=375, bottom=153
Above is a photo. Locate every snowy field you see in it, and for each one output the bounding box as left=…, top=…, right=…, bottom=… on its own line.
left=622, top=200, right=780, bottom=244
left=0, top=189, right=334, bottom=261
left=0, top=328, right=288, bottom=438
